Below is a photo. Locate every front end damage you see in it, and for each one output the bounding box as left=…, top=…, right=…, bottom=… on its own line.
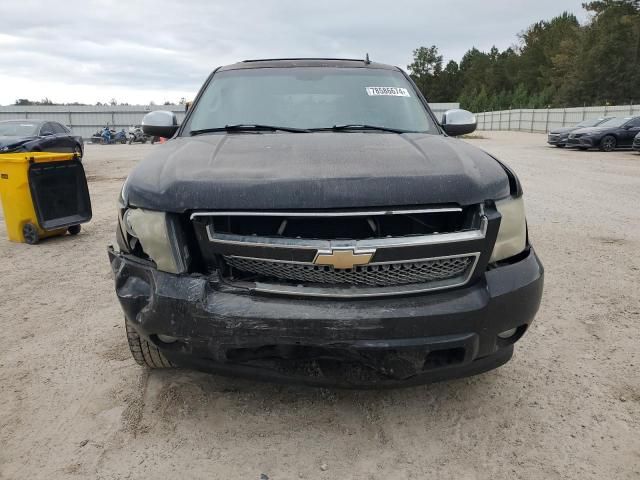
left=108, top=239, right=543, bottom=387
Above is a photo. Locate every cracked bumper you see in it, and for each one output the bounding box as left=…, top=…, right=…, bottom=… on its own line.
left=108, top=247, right=544, bottom=388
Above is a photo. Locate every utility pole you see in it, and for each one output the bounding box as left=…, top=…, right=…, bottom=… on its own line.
left=545, top=106, right=550, bottom=133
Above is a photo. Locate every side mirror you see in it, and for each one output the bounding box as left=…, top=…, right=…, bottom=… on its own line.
left=142, top=110, right=179, bottom=138
left=441, top=109, right=477, bottom=136
left=41, top=130, right=54, bottom=136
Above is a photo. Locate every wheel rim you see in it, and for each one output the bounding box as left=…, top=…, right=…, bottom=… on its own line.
left=603, top=137, right=615, bottom=151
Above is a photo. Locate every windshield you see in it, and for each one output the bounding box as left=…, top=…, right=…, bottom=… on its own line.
left=0, top=121, right=38, bottom=137
left=599, top=117, right=630, bottom=128
left=185, top=67, right=437, bottom=133
left=576, top=118, right=606, bottom=128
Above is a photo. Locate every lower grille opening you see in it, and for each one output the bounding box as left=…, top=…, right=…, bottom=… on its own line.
left=423, top=348, right=466, bottom=370
left=224, top=344, right=467, bottom=381
left=225, top=255, right=475, bottom=287
left=226, top=345, right=331, bottom=363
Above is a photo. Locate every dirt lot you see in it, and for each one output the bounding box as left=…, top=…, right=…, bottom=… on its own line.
left=1, top=131, right=638, bottom=479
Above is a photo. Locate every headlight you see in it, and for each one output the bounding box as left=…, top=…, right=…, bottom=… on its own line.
left=118, top=178, right=129, bottom=208
left=490, top=196, right=527, bottom=262
left=121, top=208, right=187, bottom=273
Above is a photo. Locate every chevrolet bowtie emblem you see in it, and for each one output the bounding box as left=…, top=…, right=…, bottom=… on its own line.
left=313, top=249, right=375, bottom=269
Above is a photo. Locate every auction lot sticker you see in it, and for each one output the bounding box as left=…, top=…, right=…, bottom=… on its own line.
left=365, top=87, right=410, bottom=97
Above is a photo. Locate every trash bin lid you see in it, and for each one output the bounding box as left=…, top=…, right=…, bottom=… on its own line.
left=0, top=152, right=76, bottom=164
left=29, top=158, right=92, bottom=231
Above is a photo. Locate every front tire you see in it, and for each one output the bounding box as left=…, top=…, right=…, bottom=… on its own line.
left=600, top=135, right=616, bottom=152
left=125, top=322, right=173, bottom=368
left=555, top=144, right=565, bottom=148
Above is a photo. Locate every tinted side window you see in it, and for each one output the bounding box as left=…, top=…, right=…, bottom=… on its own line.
left=627, top=118, right=640, bottom=128
left=50, top=122, right=67, bottom=134
left=40, top=123, right=55, bottom=135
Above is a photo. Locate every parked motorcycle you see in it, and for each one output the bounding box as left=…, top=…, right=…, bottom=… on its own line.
left=112, top=129, right=127, bottom=144
left=91, top=126, right=127, bottom=144
left=128, top=125, right=150, bottom=144
left=91, top=128, right=106, bottom=144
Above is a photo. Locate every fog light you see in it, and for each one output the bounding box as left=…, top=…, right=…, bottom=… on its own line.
left=497, top=328, right=518, bottom=339
left=157, top=334, right=178, bottom=344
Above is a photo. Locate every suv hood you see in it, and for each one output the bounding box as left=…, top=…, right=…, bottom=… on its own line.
left=125, top=132, right=510, bottom=212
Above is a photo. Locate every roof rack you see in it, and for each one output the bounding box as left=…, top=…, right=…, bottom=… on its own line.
left=241, top=57, right=371, bottom=63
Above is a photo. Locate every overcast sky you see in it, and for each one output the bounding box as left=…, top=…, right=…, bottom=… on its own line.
left=0, top=0, right=588, bottom=106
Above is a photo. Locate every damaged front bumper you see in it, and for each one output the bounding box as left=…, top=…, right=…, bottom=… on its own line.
left=108, top=247, right=544, bottom=388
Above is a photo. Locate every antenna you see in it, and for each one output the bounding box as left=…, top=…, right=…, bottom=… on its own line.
left=364, top=53, right=371, bottom=65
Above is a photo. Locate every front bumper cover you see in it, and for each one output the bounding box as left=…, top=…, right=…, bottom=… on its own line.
left=108, top=247, right=544, bottom=387
left=567, top=136, right=595, bottom=147
left=547, top=134, right=568, bottom=145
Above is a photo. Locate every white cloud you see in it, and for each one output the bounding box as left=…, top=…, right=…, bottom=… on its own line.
left=0, top=0, right=588, bottom=105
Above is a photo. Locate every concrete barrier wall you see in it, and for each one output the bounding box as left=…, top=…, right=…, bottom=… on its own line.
left=475, top=105, right=640, bottom=133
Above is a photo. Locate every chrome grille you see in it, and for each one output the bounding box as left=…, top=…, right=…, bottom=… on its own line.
left=225, top=255, right=475, bottom=287
left=192, top=206, right=488, bottom=297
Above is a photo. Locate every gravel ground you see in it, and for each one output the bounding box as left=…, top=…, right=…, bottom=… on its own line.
left=1, top=131, right=639, bottom=479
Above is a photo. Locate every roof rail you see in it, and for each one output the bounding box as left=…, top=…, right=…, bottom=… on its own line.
left=241, top=57, right=370, bottom=63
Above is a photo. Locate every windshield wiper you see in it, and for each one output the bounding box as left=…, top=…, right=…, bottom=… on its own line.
left=327, top=124, right=410, bottom=134
left=190, top=124, right=310, bottom=135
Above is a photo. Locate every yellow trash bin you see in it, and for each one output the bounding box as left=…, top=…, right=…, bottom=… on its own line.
left=0, top=152, right=92, bottom=244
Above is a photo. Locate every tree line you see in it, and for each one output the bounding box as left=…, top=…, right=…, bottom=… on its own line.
left=408, top=0, right=640, bottom=112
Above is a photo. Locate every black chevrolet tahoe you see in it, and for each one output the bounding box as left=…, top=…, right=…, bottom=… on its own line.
left=109, top=58, right=544, bottom=387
